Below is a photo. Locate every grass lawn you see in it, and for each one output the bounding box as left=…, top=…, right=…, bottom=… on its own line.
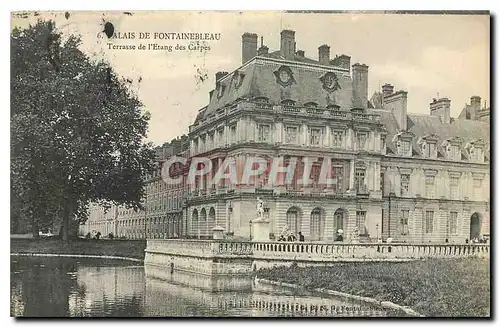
left=11, top=238, right=147, bottom=260
left=256, top=258, right=490, bottom=317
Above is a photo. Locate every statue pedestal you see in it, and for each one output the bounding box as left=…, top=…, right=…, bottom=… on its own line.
left=252, top=218, right=270, bottom=242
left=212, top=225, right=225, bottom=240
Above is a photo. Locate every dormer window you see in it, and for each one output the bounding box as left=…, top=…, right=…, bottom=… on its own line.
left=380, top=135, right=386, bottom=152
left=281, top=99, right=296, bottom=107
left=418, top=134, right=439, bottom=159
left=253, top=96, right=269, bottom=103
left=422, top=142, right=436, bottom=158
left=470, top=147, right=484, bottom=162
left=450, top=144, right=461, bottom=161
left=393, top=131, right=414, bottom=157
left=442, top=137, right=464, bottom=161
left=466, top=139, right=486, bottom=163
left=216, top=84, right=225, bottom=99
left=399, top=140, right=411, bottom=156
left=304, top=102, right=318, bottom=108
left=327, top=104, right=341, bottom=111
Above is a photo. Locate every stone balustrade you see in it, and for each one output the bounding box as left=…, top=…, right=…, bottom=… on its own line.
left=147, top=239, right=214, bottom=258
left=251, top=241, right=490, bottom=261
left=146, top=239, right=489, bottom=262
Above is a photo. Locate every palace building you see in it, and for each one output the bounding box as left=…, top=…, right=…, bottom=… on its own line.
left=82, top=29, right=490, bottom=244
left=183, top=29, right=490, bottom=243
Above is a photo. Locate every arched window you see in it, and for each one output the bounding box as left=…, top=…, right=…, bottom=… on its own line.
left=310, top=208, right=324, bottom=241
left=200, top=208, right=207, bottom=237
left=286, top=207, right=302, bottom=235
left=334, top=209, right=345, bottom=234
left=304, top=102, right=318, bottom=108
left=253, top=96, right=269, bottom=103
left=192, top=209, right=199, bottom=236
left=281, top=99, right=296, bottom=107
left=327, top=104, right=341, bottom=111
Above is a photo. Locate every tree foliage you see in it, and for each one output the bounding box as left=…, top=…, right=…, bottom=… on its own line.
left=11, top=20, right=157, bottom=238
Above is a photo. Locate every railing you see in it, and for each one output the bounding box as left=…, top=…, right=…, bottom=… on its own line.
left=146, top=239, right=489, bottom=261
left=251, top=241, right=490, bottom=261
left=190, top=102, right=382, bottom=135
left=283, top=105, right=300, bottom=113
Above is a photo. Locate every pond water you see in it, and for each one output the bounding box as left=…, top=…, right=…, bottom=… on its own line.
left=11, top=256, right=400, bottom=317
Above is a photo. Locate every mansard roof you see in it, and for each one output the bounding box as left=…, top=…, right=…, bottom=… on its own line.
left=198, top=57, right=353, bottom=119
left=263, top=50, right=322, bottom=65
left=374, top=109, right=490, bottom=158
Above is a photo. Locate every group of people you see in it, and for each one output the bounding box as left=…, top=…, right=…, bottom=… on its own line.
left=84, top=231, right=114, bottom=240
left=277, top=225, right=305, bottom=242
left=276, top=227, right=348, bottom=242
left=471, top=235, right=488, bottom=244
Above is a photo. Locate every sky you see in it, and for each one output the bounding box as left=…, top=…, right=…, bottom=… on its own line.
left=11, top=11, right=490, bottom=146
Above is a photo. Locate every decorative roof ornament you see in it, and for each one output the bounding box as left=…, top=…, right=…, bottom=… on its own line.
left=274, top=65, right=295, bottom=87
left=232, top=70, right=245, bottom=89
left=320, top=72, right=341, bottom=92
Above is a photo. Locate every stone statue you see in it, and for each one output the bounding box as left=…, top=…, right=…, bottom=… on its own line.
left=256, top=197, right=265, bottom=219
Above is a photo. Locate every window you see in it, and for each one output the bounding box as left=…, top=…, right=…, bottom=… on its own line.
left=400, top=140, right=411, bottom=156
left=425, top=175, right=435, bottom=198
left=380, top=135, right=386, bottom=152
left=473, top=178, right=482, bottom=199
left=470, top=147, right=483, bottom=162
left=310, top=128, right=322, bottom=146
left=230, top=125, right=237, bottom=143
left=208, top=133, right=215, bottom=150
left=286, top=208, right=299, bottom=235
left=356, top=211, right=367, bottom=235
left=281, top=99, right=296, bottom=107
left=380, top=172, right=385, bottom=194
left=285, top=126, right=298, bottom=144
left=357, top=132, right=368, bottom=150
left=310, top=208, right=322, bottom=241
left=449, top=212, right=458, bottom=235
left=450, top=145, right=461, bottom=161
left=331, top=166, right=344, bottom=194
left=401, top=174, right=410, bottom=197
left=355, top=168, right=366, bottom=193
left=425, top=211, right=434, bottom=234
left=400, top=210, right=409, bottom=235
left=304, top=102, right=318, bottom=108
left=258, top=124, right=271, bottom=142
left=332, top=130, right=344, bottom=147
left=426, top=142, right=436, bottom=158
left=449, top=177, right=459, bottom=200
left=217, top=128, right=224, bottom=146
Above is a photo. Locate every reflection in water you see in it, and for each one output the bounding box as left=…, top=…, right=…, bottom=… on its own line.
left=11, top=257, right=400, bottom=317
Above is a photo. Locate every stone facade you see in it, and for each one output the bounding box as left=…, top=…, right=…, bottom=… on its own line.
left=184, top=29, right=490, bottom=244
left=82, top=28, right=490, bottom=244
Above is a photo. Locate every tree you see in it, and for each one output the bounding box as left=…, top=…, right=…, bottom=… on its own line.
left=11, top=20, right=157, bottom=240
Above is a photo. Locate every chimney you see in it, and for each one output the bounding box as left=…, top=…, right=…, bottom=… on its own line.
left=215, top=71, right=228, bottom=82
left=382, top=84, right=394, bottom=98
left=296, top=50, right=305, bottom=57
left=318, top=44, right=330, bottom=65
left=330, top=54, right=351, bottom=70
left=383, top=90, right=408, bottom=130
left=280, top=30, right=295, bottom=60
left=257, top=45, right=269, bottom=56
left=241, top=32, right=258, bottom=64
left=429, top=97, right=451, bottom=124
left=352, top=63, right=369, bottom=109
left=470, top=95, right=481, bottom=120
